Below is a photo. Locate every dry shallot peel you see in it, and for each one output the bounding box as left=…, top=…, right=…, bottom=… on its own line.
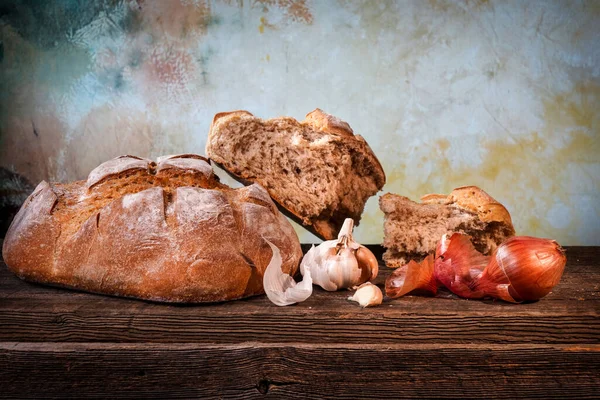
left=263, top=240, right=313, bottom=306
left=385, top=254, right=438, bottom=298
left=433, top=233, right=491, bottom=299
left=435, top=234, right=566, bottom=302
left=386, top=233, right=567, bottom=303
left=473, top=236, right=567, bottom=302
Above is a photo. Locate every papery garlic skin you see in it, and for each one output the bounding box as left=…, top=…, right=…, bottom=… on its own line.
left=303, top=218, right=378, bottom=291
left=263, top=240, right=313, bottom=306
left=435, top=233, right=451, bottom=256
left=348, top=282, right=383, bottom=307
left=319, top=247, right=361, bottom=290
left=356, top=246, right=379, bottom=282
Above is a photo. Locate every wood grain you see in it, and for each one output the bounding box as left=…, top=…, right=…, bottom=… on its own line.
left=1, top=342, right=599, bottom=399
left=1, top=246, right=599, bottom=398
left=1, top=247, right=598, bottom=345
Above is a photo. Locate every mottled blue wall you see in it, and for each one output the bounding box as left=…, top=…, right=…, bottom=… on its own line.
left=1, top=0, right=599, bottom=244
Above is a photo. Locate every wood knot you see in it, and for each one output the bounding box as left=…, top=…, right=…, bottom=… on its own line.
left=256, top=379, right=271, bottom=394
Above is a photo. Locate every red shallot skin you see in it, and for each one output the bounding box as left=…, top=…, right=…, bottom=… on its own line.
left=385, top=234, right=566, bottom=303
left=433, top=233, right=490, bottom=298
left=470, top=264, right=516, bottom=303
left=438, top=234, right=567, bottom=302
left=482, top=236, right=567, bottom=302
left=434, top=232, right=516, bottom=301
left=435, top=233, right=451, bottom=256
left=385, top=254, right=438, bottom=298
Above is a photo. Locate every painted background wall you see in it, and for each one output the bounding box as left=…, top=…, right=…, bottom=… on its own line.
left=0, top=0, right=598, bottom=244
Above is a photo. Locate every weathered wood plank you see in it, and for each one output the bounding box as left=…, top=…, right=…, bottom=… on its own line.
left=1, top=247, right=599, bottom=398
left=1, top=248, right=599, bottom=345
left=1, top=342, right=599, bottom=399
left=0, top=301, right=598, bottom=344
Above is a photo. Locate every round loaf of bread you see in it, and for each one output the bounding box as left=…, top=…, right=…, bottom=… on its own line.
left=2, top=154, right=302, bottom=302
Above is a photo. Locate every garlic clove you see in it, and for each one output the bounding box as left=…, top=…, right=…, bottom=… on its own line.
left=313, top=256, right=341, bottom=291
left=332, top=247, right=361, bottom=289
left=337, top=218, right=355, bottom=240
left=356, top=246, right=379, bottom=282
left=348, top=282, right=383, bottom=307
left=386, top=254, right=438, bottom=298
left=263, top=239, right=313, bottom=306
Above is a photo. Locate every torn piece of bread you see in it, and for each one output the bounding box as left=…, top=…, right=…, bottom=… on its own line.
left=380, top=186, right=515, bottom=268
left=206, top=109, right=386, bottom=240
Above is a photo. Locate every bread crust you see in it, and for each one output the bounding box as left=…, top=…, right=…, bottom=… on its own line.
left=2, top=155, right=302, bottom=303
left=207, top=109, right=386, bottom=240
left=381, top=186, right=516, bottom=267
left=304, top=108, right=354, bottom=137
left=421, top=186, right=513, bottom=226
left=302, top=109, right=386, bottom=191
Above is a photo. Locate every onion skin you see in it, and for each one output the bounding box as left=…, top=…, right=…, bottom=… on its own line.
left=387, top=234, right=567, bottom=303
left=478, top=236, right=567, bottom=302
left=434, top=233, right=490, bottom=298
left=385, top=254, right=438, bottom=298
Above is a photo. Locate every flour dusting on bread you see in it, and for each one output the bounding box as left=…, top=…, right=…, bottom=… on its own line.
left=2, top=154, right=302, bottom=302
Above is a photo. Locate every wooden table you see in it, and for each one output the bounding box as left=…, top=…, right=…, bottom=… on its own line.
left=1, top=246, right=599, bottom=399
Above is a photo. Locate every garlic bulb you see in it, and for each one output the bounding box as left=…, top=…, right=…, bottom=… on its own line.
left=263, top=219, right=378, bottom=306
left=263, top=240, right=313, bottom=306
left=348, top=282, right=383, bottom=307
left=302, top=218, right=378, bottom=291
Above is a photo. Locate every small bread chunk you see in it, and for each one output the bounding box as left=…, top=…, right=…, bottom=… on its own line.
left=206, top=109, right=386, bottom=240
left=380, top=186, right=515, bottom=268
left=2, top=154, right=302, bottom=303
